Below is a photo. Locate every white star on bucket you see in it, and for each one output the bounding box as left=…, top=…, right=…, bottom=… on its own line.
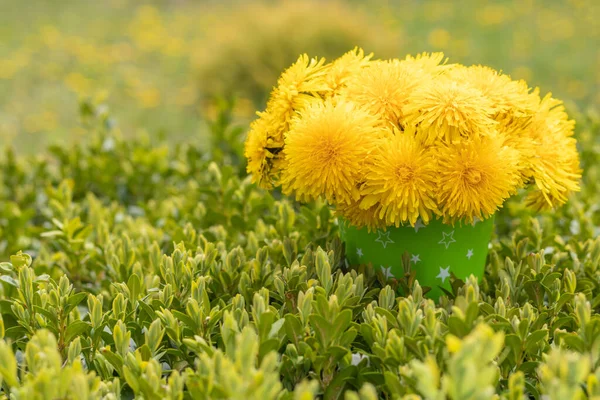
left=411, top=254, right=421, bottom=264
left=414, top=218, right=425, bottom=233
left=466, top=249, right=474, bottom=259
left=375, top=230, right=394, bottom=248
left=356, top=248, right=363, bottom=258
left=437, top=266, right=450, bottom=283
left=380, top=265, right=394, bottom=279
left=438, top=231, right=456, bottom=249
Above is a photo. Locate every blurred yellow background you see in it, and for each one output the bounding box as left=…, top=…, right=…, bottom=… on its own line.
left=0, top=0, right=598, bottom=152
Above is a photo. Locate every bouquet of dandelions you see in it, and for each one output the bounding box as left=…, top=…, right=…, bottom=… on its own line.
left=244, top=48, right=581, bottom=231
left=244, top=48, right=581, bottom=298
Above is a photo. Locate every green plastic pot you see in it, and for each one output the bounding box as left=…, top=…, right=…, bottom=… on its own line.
left=339, top=216, right=495, bottom=300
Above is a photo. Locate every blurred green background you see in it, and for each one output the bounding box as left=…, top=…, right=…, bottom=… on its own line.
left=0, top=0, right=598, bottom=153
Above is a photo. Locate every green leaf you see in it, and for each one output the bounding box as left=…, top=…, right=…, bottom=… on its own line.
left=257, top=310, right=276, bottom=341
left=505, top=334, right=523, bottom=360
left=137, top=300, right=156, bottom=322
left=3, top=326, right=27, bottom=340
left=0, top=263, right=14, bottom=272
left=309, top=314, right=331, bottom=349
left=66, top=321, right=91, bottom=342
left=259, top=338, right=281, bottom=360
left=384, top=371, right=404, bottom=395
left=552, top=316, right=575, bottom=331
left=447, top=316, right=469, bottom=338
left=524, top=330, right=548, bottom=354
left=479, top=303, right=496, bottom=316
left=555, top=293, right=574, bottom=311
left=33, top=305, right=57, bottom=322
left=560, top=334, right=585, bottom=352
left=102, top=349, right=124, bottom=372
left=137, top=344, right=152, bottom=361
left=331, top=310, right=352, bottom=341
left=323, top=365, right=357, bottom=400
left=268, top=318, right=285, bottom=339
left=284, top=314, right=303, bottom=345
left=171, top=310, right=198, bottom=332
left=128, top=274, right=141, bottom=302
left=66, top=292, right=89, bottom=314
left=524, top=380, right=540, bottom=399
left=0, top=275, right=19, bottom=288
left=34, top=274, right=50, bottom=282
left=518, top=361, right=541, bottom=374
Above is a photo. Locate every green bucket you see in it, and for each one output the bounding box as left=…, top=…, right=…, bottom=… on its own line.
left=339, top=216, right=495, bottom=300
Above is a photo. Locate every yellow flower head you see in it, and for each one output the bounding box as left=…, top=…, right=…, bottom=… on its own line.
left=526, top=170, right=578, bottom=211
left=525, top=95, right=580, bottom=208
left=448, top=65, right=538, bottom=118
left=399, top=52, right=450, bottom=79
left=532, top=94, right=575, bottom=138
left=341, top=59, right=428, bottom=128
left=281, top=100, right=386, bottom=204
left=244, top=117, right=271, bottom=187
left=322, top=47, right=373, bottom=98
left=335, top=198, right=386, bottom=232
left=360, top=130, right=439, bottom=226
left=435, top=135, right=521, bottom=224
left=494, top=86, right=542, bottom=180
left=403, top=78, right=497, bottom=145
left=245, top=54, right=329, bottom=187
left=266, top=53, right=329, bottom=134
left=244, top=112, right=287, bottom=188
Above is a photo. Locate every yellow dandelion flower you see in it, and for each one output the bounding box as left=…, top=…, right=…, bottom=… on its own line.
left=281, top=100, right=386, bottom=204
left=360, top=130, right=439, bottom=226
left=435, top=135, right=521, bottom=224
left=532, top=94, right=575, bottom=137
left=336, top=198, right=386, bottom=232
left=448, top=65, right=538, bottom=117
left=341, top=60, right=422, bottom=128
left=492, top=128, right=532, bottom=188
left=244, top=113, right=286, bottom=188
left=322, top=47, right=373, bottom=98
left=266, top=53, right=330, bottom=131
left=245, top=119, right=269, bottom=180
left=495, top=87, right=542, bottom=181
left=524, top=95, right=580, bottom=208
left=399, top=52, right=450, bottom=79
left=526, top=162, right=579, bottom=211
left=403, top=78, right=497, bottom=145
left=245, top=54, right=329, bottom=187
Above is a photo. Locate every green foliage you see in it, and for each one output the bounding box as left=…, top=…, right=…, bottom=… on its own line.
left=0, top=101, right=599, bottom=399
